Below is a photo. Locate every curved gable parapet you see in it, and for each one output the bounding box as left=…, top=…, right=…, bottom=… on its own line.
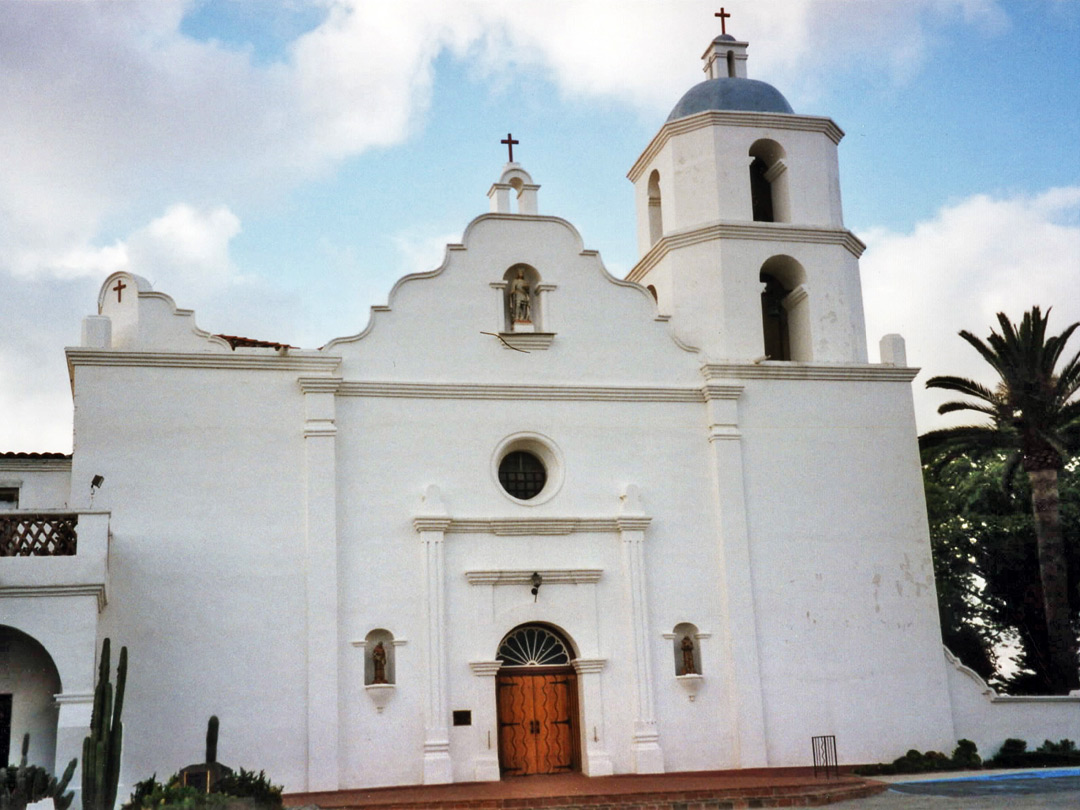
left=96, top=271, right=231, bottom=352
left=323, top=243, right=464, bottom=351
left=323, top=214, right=698, bottom=363
left=322, top=213, right=701, bottom=385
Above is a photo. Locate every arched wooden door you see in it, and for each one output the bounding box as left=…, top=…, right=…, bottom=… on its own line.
left=496, top=625, right=581, bottom=776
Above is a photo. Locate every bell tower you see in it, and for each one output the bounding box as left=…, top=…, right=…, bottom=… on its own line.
left=627, top=29, right=868, bottom=364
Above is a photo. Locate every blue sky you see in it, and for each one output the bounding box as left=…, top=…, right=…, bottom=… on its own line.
left=1, top=0, right=1078, bottom=451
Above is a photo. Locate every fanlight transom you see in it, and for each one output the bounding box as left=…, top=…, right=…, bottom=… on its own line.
left=497, top=625, right=571, bottom=667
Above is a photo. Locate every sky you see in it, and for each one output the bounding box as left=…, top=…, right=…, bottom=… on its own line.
left=1, top=0, right=1078, bottom=452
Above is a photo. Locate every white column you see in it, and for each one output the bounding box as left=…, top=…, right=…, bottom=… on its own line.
left=301, top=378, right=341, bottom=790
left=414, top=485, right=453, bottom=784
left=571, top=658, right=613, bottom=776
left=55, top=693, right=93, bottom=809
left=618, top=485, right=664, bottom=773
left=468, top=661, right=503, bottom=782
left=702, top=376, right=768, bottom=767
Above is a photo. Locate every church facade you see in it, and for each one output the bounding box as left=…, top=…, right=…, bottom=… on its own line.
left=4, top=30, right=1076, bottom=799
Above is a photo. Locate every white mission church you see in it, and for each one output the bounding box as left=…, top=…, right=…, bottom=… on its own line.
left=3, top=25, right=1079, bottom=801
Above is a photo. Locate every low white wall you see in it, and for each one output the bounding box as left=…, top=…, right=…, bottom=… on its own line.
left=945, top=648, right=1080, bottom=759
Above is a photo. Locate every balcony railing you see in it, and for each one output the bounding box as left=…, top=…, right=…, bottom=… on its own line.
left=0, top=513, right=78, bottom=556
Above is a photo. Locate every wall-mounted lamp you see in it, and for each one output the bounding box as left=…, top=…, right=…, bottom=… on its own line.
left=530, top=572, right=542, bottom=602
left=90, top=474, right=105, bottom=507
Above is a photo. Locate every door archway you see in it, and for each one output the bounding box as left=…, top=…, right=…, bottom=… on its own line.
left=495, top=624, right=580, bottom=776
left=0, top=626, right=62, bottom=769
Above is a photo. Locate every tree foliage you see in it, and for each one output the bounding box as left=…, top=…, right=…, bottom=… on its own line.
left=925, top=452, right=1080, bottom=693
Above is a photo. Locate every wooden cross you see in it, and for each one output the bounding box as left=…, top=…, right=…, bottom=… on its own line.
left=112, top=279, right=127, bottom=303
left=501, top=132, right=519, bottom=163
left=715, top=7, right=731, bottom=35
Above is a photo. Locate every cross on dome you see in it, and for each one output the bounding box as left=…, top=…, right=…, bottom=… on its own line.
left=714, top=8, right=731, bottom=36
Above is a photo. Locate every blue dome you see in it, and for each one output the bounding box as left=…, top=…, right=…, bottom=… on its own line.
left=667, top=78, right=794, bottom=121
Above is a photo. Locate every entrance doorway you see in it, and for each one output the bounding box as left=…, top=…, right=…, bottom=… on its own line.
left=495, top=625, right=581, bottom=776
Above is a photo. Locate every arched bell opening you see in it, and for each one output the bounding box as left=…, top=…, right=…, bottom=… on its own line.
left=647, top=170, right=664, bottom=246
left=0, top=626, right=62, bottom=770
left=494, top=624, right=581, bottom=777
left=759, top=255, right=810, bottom=362
left=748, top=139, right=790, bottom=223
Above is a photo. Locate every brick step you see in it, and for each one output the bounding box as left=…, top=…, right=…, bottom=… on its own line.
left=288, top=777, right=887, bottom=810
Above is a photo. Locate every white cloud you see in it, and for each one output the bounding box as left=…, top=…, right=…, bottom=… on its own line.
left=860, top=187, right=1080, bottom=434
left=0, top=0, right=1013, bottom=284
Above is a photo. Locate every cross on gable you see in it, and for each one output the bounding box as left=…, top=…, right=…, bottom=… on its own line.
left=501, top=133, right=519, bottom=163
left=112, top=279, right=127, bottom=303
left=715, top=7, right=731, bottom=35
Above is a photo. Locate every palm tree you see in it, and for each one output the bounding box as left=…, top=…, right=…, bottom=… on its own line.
left=921, top=306, right=1080, bottom=693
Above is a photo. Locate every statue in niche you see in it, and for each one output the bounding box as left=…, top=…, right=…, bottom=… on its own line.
left=681, top=636, right=696, bottom=675
left=508, top=269, right=532, bottom=323
left=372, top=641, right=388, bottom=684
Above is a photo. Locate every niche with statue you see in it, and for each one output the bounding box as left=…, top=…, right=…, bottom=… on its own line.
left=670, top=622, right=705, bottom=701
left=362, top=628, right=398, bottom=713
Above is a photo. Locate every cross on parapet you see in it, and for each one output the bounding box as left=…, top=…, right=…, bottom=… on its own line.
left=112, top=279, right=127, bottom=303
left=715, top=7, right=731, bottom=35
left=501, top=133, right=519, bottom=163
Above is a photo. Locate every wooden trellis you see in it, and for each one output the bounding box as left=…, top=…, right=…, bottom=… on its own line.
left=0, top=514, right=78, bottom=556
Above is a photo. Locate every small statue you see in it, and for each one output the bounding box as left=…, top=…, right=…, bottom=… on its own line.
left=509, top=269, right=531, bottom=323
left=681, top=636, right=696, bottom=675
left=372, top=641, right=388, bottom=684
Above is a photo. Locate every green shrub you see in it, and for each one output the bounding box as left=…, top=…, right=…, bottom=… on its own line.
left=215, top=769, right=282, bottom=808
left=989, top=738, right=1080, bottom=768
left=853, top=740, right=982, bottom=776
left=123, top=767, right=282, bottom=810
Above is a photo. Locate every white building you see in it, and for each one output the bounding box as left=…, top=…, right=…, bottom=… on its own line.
left=3, top=30, right=1077, bottom=800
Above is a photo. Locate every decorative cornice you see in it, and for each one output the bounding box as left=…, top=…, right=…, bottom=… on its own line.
left=702, top=383, right=744, bottom=401
left=0, top=459, right=72, bottom=472
left=701, top=362, right=919, bottom=382
left=416, top=517, right=650, bottom=535
left=498, top=333, right=555, bottom=351
left=628, top=221, right=865, bottom=282
left=469, top=660, right=504, bottom=676
left=572, top=658, right=607, bottom=674
left=413, top=517, right=453, bottom=533
left=66, top=348, right=341, bottom=373
left=629, top=110, right=844, bottom=182
left=298, top=377, right=344, bottom=394
left=0, top=584, right=107, bottom=611
left=616, top=517, right=651, bottom=532
left=54, top=692, right=94, bottom=705
left=465, top=569, right=602, bottom=585
left=336, top=381, right=703, bottom=402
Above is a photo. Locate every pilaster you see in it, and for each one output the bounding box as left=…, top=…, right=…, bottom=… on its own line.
left=571, top=658, right=614, bottom=776
left=701, top=374, right=768, bottom=767
left=414, top=486, right=453, bottom=784
left=468, top=660, right=503, bottom=781
left=300, top=377, right=341, bottom=790
left=618, top=486, right=664, bottom=773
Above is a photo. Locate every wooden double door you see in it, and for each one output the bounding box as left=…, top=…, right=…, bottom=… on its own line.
left=496, top=668, right=580, bottom=776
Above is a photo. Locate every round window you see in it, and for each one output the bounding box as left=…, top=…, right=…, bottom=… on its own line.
left=498, top=451, right=546, bottom=500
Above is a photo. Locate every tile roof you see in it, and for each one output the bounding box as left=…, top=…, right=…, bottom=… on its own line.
left=214, top=334, right=296, bottom=351
left=0, top=452, right=72, bottom=459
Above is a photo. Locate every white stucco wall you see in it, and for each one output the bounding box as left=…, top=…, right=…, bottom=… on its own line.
left=945, top=650, right=1080, bottom=759
left=0, top=459, right=71, bottom=510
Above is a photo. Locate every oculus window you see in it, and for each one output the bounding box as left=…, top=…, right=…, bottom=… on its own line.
left=498, top=451, right=546, bottom=500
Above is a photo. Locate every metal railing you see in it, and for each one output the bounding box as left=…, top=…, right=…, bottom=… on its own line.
left=812, top=734, right=838, bottom=779
left=0, top=513, right=78, bottom=556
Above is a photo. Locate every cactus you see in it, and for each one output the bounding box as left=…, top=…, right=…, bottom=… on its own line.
left=82, top=638, right=127, bottom=810
left=205, top=716, right=219, bottom=765
left=0, top=734, right=77, bottom=810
